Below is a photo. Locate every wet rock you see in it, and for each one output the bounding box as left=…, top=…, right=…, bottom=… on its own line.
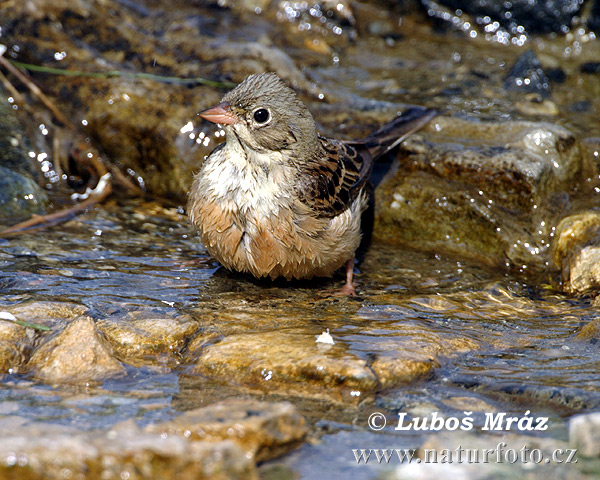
left=0, top=1, right=323, bottom=201
left=0, top=316, right=33, bottom=374
left=0, top=416, right=256, bottom=480
left=97, top=307, right=198, bottom=366
left=375, top=116, right=582, bottom=270
left=562, top=246, right=600, bottom=295
left=370, top=355, right=437, bottom=389
left=188, top=330, right=379, bottom=404
left=503, top=50, right=551, bottom=98
left=0, top=167, right=48, bottom=224
left=2, top=301, right=89, bottom=329
left=591, top=0, right=600, bottom=32
left=552, top=211, right=600, bottom=295
left=580, top=62, right=600, bottom=74
left=570, top=412, right=600, bottom=457
left=0, top=301, right=91, bottom=374
left=148, top=398, right=307, bottom=462
left=426, top=0, right=584, bottom=35
left=186, top=318, right=460, bottom=403
left=573, top=318, right=600, bottom=341
left=0, top=88, right=46, bottom=183
left=0, top=91, right=49, bottom=223
left=27, top=316, right=125, bottom=383
left=439, top=396, right=497, bottom=412
left=515, top=95, right=559, bottom=117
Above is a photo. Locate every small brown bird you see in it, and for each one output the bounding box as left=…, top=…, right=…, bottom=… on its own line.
left=188, top=72, right=436, bottom=294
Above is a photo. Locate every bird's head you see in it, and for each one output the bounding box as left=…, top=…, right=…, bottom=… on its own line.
left=199, top=73, right=318, bottom=158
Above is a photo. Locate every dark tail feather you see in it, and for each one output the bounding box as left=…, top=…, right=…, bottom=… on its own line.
left=348, top=107, right=439, bottom=161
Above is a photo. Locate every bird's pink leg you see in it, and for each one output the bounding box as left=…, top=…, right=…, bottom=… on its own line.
left=337, top=257, right=356, bottom=296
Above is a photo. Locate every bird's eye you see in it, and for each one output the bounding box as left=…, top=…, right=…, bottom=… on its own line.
left=253, top=108, right=270, bottom=124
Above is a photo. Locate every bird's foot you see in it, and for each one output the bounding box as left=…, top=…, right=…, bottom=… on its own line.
left=336, top=282, right=357, bottom=296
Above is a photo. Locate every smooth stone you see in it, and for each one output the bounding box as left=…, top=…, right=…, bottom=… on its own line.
left=503, top=50, right=551, bottom=97
left=0, top=319, right=31, bottom=374
left=552, top=211, right=600, bottom=294
left=375, top=116, right=581, bottom=270
left=0, top=167, right=48, bottom=223
left=569, top=412, right=600, bottom=457
left=187, top=330, right=379, bottom=404
left=148, top=398, right=307, bottom=462
left=2, top=301, right=89, bottom=329
left=27, top=316, right=126, bottom=383
left=0, top=301, right=91, bottom=374
left=97, top=308, right=198, bottom=366
left=0, top=416, right=256, bottom=479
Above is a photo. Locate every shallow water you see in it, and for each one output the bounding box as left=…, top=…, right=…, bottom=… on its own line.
left=2, top=0, right=600, bottom=477
left=1, top=200, right=599, bottom=477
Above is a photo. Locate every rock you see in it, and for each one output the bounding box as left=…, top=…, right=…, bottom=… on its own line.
left=0, top=87, right=47, bottom=184
left=188, top=330, right=379, bottom=404
left=0, top=167, right=47, bottom=224
left=591, top=0, right=600, bottom=32
left=570, top=412, right=600, bottom=457
left=375, top=116, right=582, bottom=270
left=148, top=398, right=307, bottom=462
left=573, top=318, right=600, bottom=341
left=1, top=301, right=89, bottom=330
left=0, top=90, right=49, bottom=223
left=370, top=355, right=437, bottom=389
left=97, top=307, right=198, bottom=366
left=0, top=301, right=90, bottom=374
left=503, top=50, right=552, bottom=98
left=0, top=416, right=257, bottom=479
left=581, top=62, right=600, bottom=74
left=0, top=317, right=32, bottom=374
left=27, top=316, right=125, bottom=383
left=552, top=211, right=600, bottom=294
left=515, top=95, right=559, bottom=117
left=562, top=246, right=600, bottom=295
left=426, top=0, right=584, bottom=35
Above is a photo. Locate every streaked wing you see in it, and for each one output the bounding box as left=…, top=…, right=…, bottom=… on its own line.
left=296, top=136, right=372, bottom=218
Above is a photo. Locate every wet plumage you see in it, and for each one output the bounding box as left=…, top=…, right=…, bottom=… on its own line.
left=187, top=72, right=436, bottom=293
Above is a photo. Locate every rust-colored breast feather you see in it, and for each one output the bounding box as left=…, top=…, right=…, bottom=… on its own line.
left=188, top=136, right=370, bottom=281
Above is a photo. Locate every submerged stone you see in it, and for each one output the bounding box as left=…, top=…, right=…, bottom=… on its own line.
left=148, top=398, right=307, bottom=462
left=187, top=330, right=379, bottom=405
left=97, top=307, right=198, bottom=366
left=0, top=416, right=256, bottom=480
left=0, top=87, right=49, bottom=223
left=503, top=50, right=552, bottom=98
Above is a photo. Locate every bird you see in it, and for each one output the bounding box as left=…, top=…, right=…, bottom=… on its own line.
left=187, top=72, right=436, bottom=295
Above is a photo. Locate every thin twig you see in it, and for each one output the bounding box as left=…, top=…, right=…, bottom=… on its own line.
left=0, top=68, right=25, bottom=104
left=0, top=55, right=74, bottom=128
left=0, top=50, right=141, bottom=195
left=0, top=173, right=113, bottom=237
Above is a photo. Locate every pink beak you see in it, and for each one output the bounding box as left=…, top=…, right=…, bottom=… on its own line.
left=198, top=101, right=238, bottom=125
